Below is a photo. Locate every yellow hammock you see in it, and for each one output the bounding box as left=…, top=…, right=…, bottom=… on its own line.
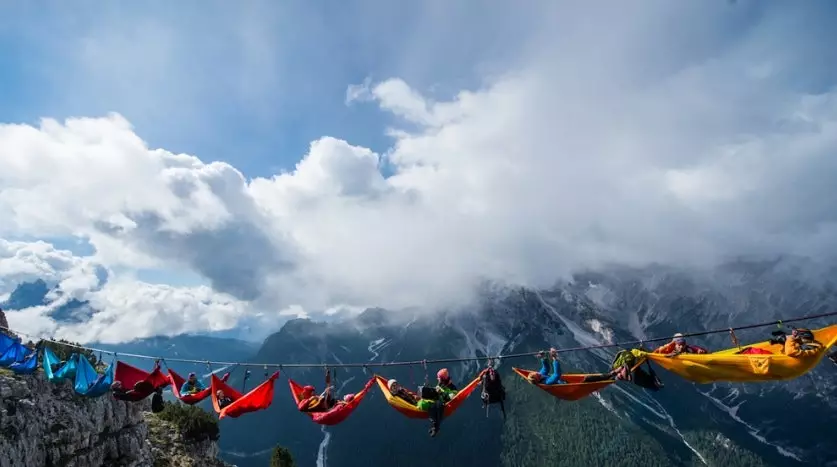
left=374, top=371, right=485, bottom=419
left=640, top=324, right=837, bottom=384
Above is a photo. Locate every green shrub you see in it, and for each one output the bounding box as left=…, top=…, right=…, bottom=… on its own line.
left=156, top=401, right=220, bottom=442
left=270, top=445, right=296, bottom=467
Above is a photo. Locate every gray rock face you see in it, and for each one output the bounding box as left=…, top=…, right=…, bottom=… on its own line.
left=0, top=370, right=232, bottom=467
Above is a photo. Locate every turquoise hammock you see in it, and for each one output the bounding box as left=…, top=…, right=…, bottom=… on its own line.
left=72, top=354, right=114, bottom=397
left=43, top=347, right=78, bottom=383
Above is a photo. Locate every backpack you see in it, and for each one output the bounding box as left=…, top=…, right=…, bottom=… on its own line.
left=481, top=368, right=505, bottom=404
left=151, top=391, right=164, bottom=413
left=611, top=350, right=638, bottom=371
left=632, top=365, right=663, bottom=391
left=419, top=386, right=440, bottom=400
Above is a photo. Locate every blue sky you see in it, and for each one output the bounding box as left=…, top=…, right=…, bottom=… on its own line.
left=0, top=1, right=536, bottom=179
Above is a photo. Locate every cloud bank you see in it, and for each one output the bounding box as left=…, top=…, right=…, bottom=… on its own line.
left=2, top=1, right=837, bottom=342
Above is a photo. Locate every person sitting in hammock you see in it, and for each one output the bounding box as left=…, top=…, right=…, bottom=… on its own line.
left=216, top=389, right=234, bottom=409
left=653, top=333, right=708, bottom=356
left=527, top=348, right=565, bottom=385
left=180, top=372, right=205, bottom=395
left=297, top=385, right=337, bottom=412
left=417, top=368, right=460, bottom=437
left=387, top=379, right=419, bottom=405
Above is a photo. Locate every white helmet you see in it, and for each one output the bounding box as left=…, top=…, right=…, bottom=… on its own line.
left=387, top=379, right=398, bottom=391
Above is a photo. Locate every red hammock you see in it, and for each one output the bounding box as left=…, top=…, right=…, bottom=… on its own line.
left=512, top=368, right=614, bottom=401
left=211, top=371, right=280, bottom=419
left=113, top=361, right=171, bottom=402
left=169, top=369, right=230, bottom=405
left=288, top=377, right=375, bottom=426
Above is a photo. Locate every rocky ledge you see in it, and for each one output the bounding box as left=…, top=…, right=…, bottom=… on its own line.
left=0, top=368, right=232, bottom=467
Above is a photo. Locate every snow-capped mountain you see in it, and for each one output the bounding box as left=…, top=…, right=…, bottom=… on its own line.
left=217, top=257, right=836, bottom=467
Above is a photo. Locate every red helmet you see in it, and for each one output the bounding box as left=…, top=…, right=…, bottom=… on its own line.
left=343, top=394, right=355, bottom=403
left=437, top=368, right=450, bottom=381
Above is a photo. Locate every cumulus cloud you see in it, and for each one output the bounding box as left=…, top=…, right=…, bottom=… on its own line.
left=2, top=1, right=837, bottom=341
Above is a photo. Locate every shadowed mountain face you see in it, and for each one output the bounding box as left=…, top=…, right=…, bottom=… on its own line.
left=215, top=258, right=837, bottom=467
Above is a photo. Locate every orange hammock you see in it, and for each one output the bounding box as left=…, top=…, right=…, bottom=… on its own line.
left=288, top=377, right=375, bottom=426
left=211, top=371, right=280, bottom=419
left=374, top=371, right=485, bottom=420
left=512, top=368, right=614, bottom=401
left=113, top=361, right=171, bottom=402
left=169, top=369, right=230, bottom=405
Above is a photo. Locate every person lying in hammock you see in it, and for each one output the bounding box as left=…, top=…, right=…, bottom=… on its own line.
left=387, top=379, right=419, bottom=405
left=653, top=333, right=708, bottom=356
left=783, top=328, right=822, bottom=358
left=180, top=372, right=206, bottom=395
left=527, top=348, right=564, bottom=385
left=111, top=381, right=130, bottom=398
left=110, top=379, right=154, bottom=398
left=297, top=385, right=337, bottom=413
left=216, top=389, right=234, bottom=409
left=527, top=349, right=621, bottom=384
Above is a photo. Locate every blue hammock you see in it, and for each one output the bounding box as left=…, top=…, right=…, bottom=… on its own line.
left=0, top=337, right=28, bottom=367
left=9, top=348, right=39, bottom=374
left=0, top=333, right=14, bottom=353
left=74, top=355, right=113, bottom=397
left=44, top=348, right=78, bottom=382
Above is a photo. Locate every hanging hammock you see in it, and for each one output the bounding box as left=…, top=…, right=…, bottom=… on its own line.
left=0, top=333, right=15, bottom=355
left=373, top=371, right=485, bottom=420
left=113, top=361, right=170, bottom=402
left=43, top=347, right=78, bottom=383
left=0, top=338, right=28, bottom=367
left=211, top=371, right=280, bottom=419
left=9, top=348, right=39, bottom=374
left=640, top=324, right=837, bottom=384
left=512, top=368, right=615, bottom=401
left=169, top=369, right=230, bottom=405
left=288, top=377, right=375, bottom=426
left=74, top=356, right=114, bottom=397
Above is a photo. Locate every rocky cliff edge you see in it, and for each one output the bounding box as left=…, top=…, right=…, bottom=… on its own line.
left=0, top=368, right=232, bottom=467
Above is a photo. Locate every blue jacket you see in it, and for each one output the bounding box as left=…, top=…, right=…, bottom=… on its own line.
left=180, top=379, right=205, bottom=394
left=538, top=358, right=564, bottom=385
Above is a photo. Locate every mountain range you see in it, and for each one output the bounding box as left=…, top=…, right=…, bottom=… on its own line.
left=2, top=257, right=836, bottom=466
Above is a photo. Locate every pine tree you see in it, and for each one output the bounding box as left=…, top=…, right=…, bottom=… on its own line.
left=270, top=445, right=296, bottom=467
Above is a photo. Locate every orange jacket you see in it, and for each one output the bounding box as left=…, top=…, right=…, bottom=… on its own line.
left=653, top=341, right=708, bottom=355
left=783, top=337, right=821, bottom=358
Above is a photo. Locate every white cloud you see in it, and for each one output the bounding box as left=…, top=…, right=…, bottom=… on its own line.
left=2, top=2, right=837, bottom=342
left=0, top=239, right=101, bottom=295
